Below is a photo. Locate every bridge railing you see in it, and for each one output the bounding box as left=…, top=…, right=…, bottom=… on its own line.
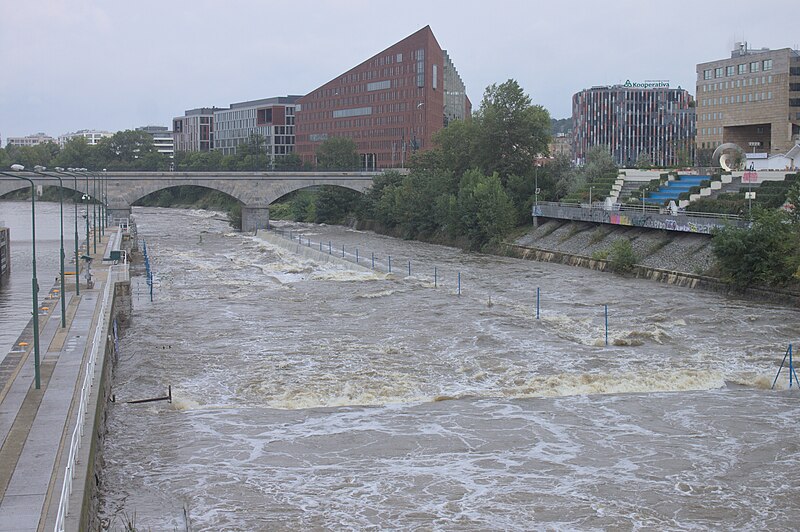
left=533, top=201, right=749, bottom=234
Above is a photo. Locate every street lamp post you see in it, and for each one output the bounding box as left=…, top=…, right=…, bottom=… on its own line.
left=92, top=171, right=97, bottom=253
left=3, top=165, right=42, bottom=389
left=58, top=168, right=80, bottom=295
left=30, top=166, right=66, bottom=328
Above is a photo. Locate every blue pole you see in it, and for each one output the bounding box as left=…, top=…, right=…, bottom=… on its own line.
left=536, top=287, right=540, bottom=320
left=772, top=344, right=792, bottom=389
left=342, top=244, right=345, bottom=258
left=408, top=260, right=411, bottom=277
left=356, top=249, right=359, bottom=263
left=434, top=267, right=437, bottom=288
left=319, top=241, right=322, bottom=252
left=388, top=255, right=392, bottom=273
left=372, top=252, right=375, bottom=269
left=790, top=344, right=794, bottom=388
left=458, top=272, right=461, bottom=296
left=604, top=304, right=609, bottom=346
left=329, top=241, right=332, bottom=254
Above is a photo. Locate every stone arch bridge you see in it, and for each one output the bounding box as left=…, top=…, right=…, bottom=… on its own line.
left=0, top=171, right=393, bottom=230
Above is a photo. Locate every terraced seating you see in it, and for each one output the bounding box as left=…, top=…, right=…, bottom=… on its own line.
left=645, top=175, right=709, bottom=204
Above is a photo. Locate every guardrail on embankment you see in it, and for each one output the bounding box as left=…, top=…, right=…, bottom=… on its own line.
left=55, top=258, right=131, bottom=532
left=533, top=202, right=750, bottom=234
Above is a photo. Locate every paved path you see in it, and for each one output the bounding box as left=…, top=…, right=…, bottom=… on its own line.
left=0, top=234, right=111, bottom=531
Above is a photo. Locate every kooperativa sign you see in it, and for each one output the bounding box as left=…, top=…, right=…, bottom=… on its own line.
left=624, top=80, right=671, bottom=89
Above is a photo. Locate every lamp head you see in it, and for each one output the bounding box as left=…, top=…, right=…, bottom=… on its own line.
left=55, top=167, right=64, bottom=172
left=10, top=164, right=24, bottom=171
left=34, top=165, right=46, bottom=172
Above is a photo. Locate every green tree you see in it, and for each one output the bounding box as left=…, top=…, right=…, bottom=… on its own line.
left=316, top=137, right=359, bottom=170
left=313, top=186, right=362, bottom=224
left=712, top=208, right=800, bottom=288
left=96, top=130, right=156, bottom=168
left=472, top=79, right=551, bottom=181
left=54, top=137, right=92, bottom=169
left=456, top=169, right=515, bottom=250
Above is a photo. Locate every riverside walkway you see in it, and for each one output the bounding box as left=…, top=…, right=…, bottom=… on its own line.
left=0, top=231, right=127, bottom=531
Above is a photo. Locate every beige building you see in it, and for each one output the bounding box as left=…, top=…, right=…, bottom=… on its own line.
left=696, top=43, right=800, bottom=155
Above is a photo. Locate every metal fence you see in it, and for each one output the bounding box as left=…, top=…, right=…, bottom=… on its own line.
left=54, top=257, right=128, bottom=532
left=533, top=202, right=749, bottom=234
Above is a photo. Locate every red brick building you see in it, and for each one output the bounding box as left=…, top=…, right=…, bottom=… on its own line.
left=296, top=26, right=471, bottom=169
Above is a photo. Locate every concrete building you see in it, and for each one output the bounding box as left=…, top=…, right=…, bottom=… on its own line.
left=58, top=129, right=112, bottom=147
left=296, top=26, right=471, bottom=169
left=6, top=133, right=57, bottom=147
left=173, top=108, right=217, bottom=152
left=213, top=96, right=301, bottom=161
left=57, top=130, right=109, bottom=147
left=572, top=84, right=696, bottom=167
left=135, top=126, right=175, bottom=158
left=696, top=43, right=800, bottom=155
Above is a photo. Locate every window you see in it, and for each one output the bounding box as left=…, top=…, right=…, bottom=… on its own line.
left=332, top=107, right=373, bottom=118
left=367, top=80, right=391, bottom=91
left=703, top=69, right=712, bottom=80
left=433, top=64, right=438, bottom=90
left=790, top=83, right=800, bottom=92
left=790, top=99, right=800, bottom=107
left=715, top=67, right=724, bottom=78
left=726, top=65, right=735, bottom=76
left=738, top=64, right=747, bottom=75
left=763, top=59, right=773, bottom=71
left=750, top=61, right=759, bottom=73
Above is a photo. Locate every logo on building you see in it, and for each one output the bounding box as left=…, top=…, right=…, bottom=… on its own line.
left=624, top=80, right=671, bottom=89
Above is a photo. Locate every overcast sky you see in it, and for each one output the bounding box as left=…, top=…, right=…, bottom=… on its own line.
left=1, top=0, right=796, bottom=141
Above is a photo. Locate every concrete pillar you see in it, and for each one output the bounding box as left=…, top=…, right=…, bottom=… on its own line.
left=242, top=206, right=270, bottom=232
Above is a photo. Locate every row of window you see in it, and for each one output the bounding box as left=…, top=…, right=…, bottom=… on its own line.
left=700, top=92, right=773, bottom=106
left=700, top=113, right=725, bottom=121
left=701, top=75, right=773, bottom=92
left=703, top=59, right=772, bottom=79
left=301, top=87, right=421, bottom=112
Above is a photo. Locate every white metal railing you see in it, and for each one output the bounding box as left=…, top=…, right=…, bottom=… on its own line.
left=54, top=261, right=127, bottom=531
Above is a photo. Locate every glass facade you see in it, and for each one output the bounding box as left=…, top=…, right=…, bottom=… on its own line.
left=572, top=86, right=696, bottom=167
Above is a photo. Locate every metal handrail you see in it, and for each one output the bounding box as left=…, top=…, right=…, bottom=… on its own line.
left=54, top=261, right=127, bottom=531
left=535, top=201, right=744, bottom=221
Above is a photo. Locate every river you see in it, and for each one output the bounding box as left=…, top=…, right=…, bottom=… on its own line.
left=0, top=201, right=79, bottom=354
left=98, top=206, right=800, bottom=531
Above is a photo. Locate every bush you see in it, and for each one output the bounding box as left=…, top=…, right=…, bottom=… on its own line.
left=608, top=239, right=637, bottom=273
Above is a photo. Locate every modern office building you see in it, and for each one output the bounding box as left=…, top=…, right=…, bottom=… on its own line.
left=213, top=96, right=301, bottom=160
left=295, top=26, right=471, bottom=169
left=572, top=84, right=696, bottom=167
left=173, top=108, right=217, bottom=152
left=58, top=129, right=113, bottom=147
left=6, top=133, right=57, bottom=147
left=696, top=43, right=800, bottom=155
left=136, top=126, right=175, bottom=158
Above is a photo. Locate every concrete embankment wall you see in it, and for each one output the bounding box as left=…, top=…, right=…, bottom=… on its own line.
left=508, top=218, right=800, bottom=306
left=70, top=276, right=131, bottom=531
left=255, top=230, right=373, bottom=272
left=0, top=227, right=9, bottom=287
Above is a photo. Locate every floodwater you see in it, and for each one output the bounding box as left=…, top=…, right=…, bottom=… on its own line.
left=98, top=207, right=800, bottom=531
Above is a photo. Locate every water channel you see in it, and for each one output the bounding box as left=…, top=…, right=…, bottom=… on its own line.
left=72, top=206, right=800, bottom=529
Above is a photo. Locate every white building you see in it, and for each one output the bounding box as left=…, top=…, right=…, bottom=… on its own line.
left=136, top=126, right=174, bottom=158
left=58, top=129, right=113, bottom=147
left=6, top=133, right=57, bottom=147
